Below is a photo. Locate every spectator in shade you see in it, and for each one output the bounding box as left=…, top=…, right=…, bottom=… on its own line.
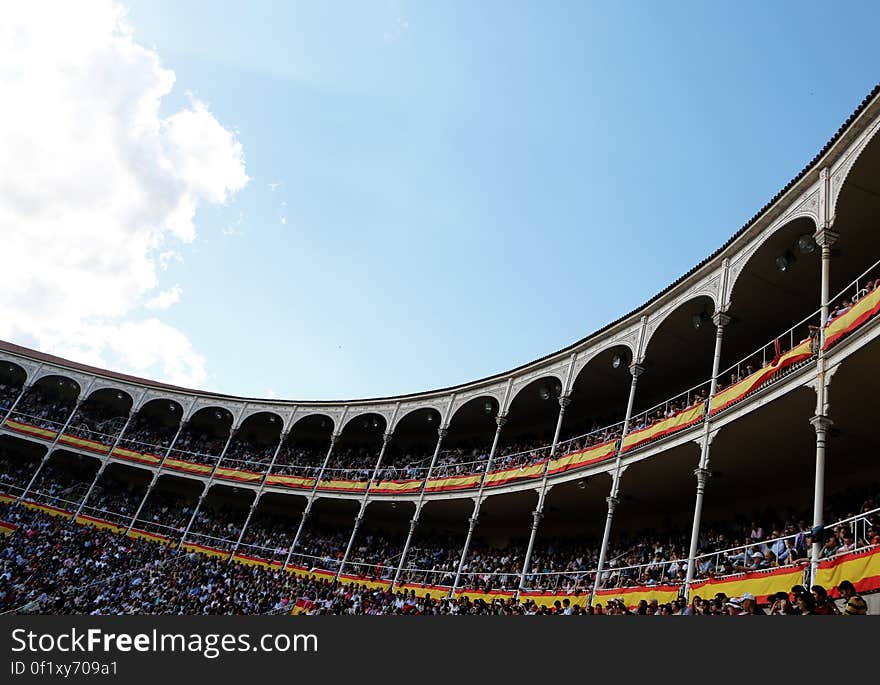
left=838, top=580, right=867, bottom=615
left=810, top=585, right=840, bottom=615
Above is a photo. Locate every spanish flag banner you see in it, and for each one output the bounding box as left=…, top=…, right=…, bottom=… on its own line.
left=396, top=583, right=450, bottom=599
left=547, top=440, right=616, bottom=476
left=58, top=433, right=110, bottom=455
left=22, top=501, right=73, bottom=519
left=337, top=573, right=392, bottom=591
left=454, top=588, right=516, bottom=603
left=4, top=419, right=58, bottom=441
left=111, top=446, right=162, bottom=466
left=0, top=493, right=16, bottom=505
left=312, top=478, right=368, bottom=494
left=483, top=461, right=546, bottom=488
left=181, top=542, right=231, bottom=560
left=423, top=473, right=483, bottom=493
left=816, top=547, right=880, bottom=596
left=594, top=584, right=682, bottom=609
left=215, top=466, right=263, bottom=484
left=709, top=339, right=814, bottom=415
left=0, top=521, right=17, bottom=535
left=265, top=474, right=315, bottom=490
left=127, top=528, right=173, bottom=545
left=290, top=598, right=316, bottom=615
left=823, top=286, right=880, bottom=350
left=370, top=478, right=424, bottom=494
left=621, top=401, right=706, bottom=453
left=231, top=553, right=285, bottom=570
left=78, top=514, right=126, bottom=534
left=689, top=564, right=805, bottom=604
left=163, top=458, right=213, bottom=476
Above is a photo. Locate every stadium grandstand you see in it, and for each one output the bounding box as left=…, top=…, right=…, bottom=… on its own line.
left=3, top=84, right=880, bottom=616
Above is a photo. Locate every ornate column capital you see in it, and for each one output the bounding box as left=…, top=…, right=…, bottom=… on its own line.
left=437, top=427, right=448, bottom=439
left=694, top=467, right=711, bottom=487
left=606, top=495, right=620, bottom=512
left=813, top=228, right=840, bottom=249
left=495, top=414, right=508, bottom=429
left=629, top=363, right=645, bottom=378
left=559, top=395, right=571, bottom=410
left=712, top=312, right=731, bottom=328
left=809, top=414, right=833, bottom=432
left=382, top=432, right=393, bottom=445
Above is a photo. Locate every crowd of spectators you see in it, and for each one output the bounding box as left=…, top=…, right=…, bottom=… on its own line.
left=0, top=503, right=870, bottom=615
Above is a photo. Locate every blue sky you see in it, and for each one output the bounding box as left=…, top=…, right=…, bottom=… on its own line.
left=118, top=0, right=879, bottom=400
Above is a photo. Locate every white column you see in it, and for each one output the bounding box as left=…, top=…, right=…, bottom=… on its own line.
left=283, top=433, right=339, bottom=570
left=125, top=419, right=187, bottom=535
left=176, top=427, right=237, bottom=548
left=335, top=431, right=393, bottom=581
left=230, top=430, right=288, bottom=558
left=449, top=413, right=507, bottom=596
left=809, top=227, right=838, bottom=585
left=390, top=426, right=447, bottom=591
left=73, top=409, right=136, bottom=519
left=683, top=311, right=729, bottom=598
left=18, top=378, right=95, bottom=503
left=589, top=363, right=643, bottom=606
left=517, top=394, right=570, bottom=595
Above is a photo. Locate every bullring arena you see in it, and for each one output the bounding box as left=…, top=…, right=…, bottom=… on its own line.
left=2, top=85, right=880, bottom=616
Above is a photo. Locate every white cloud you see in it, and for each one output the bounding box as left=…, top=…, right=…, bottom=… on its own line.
left=145, top=285, right=182, bottom=310
left=280, top=216, right=287, bottom=225
left=0, top=0, right=248, bottom=389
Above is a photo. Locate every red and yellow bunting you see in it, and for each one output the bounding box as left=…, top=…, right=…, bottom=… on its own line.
left=312, top=478, right=368, bottom=494
left=231, top=553, right=285, bottom=570
left=111, top=446, right=162, bottom=466
left=21, top=500, right=73, bottom=519
left=58, top=433, right=110, bottom=455
left=483, top=462, right=545, bottom=488
left=423, top=473, right=483, bottom=493
left=689, top=564, right=805, bottom=604
left=127, top=528, right=173, bottom=545
left=0, top=521, right=17, bottom=535
left=370, top=479, right=424, bottom=494
left=181, top=542, right=231, bottom=560
left=4, top=419, right=58, bottom=441
left=709, top=340, right=814, bottom=415
left=816, top=547, right=880, bottom=597
left=214, top=466, right=263, bottom=484
left=621, top=401, right=705, bottom=453
left=77, top=514, right=126, bottom=534
left=163, top=458, right=213, bottom=476
left=265, top=473, right=315, bottom=490
left=547, top=440, right=616, bottom=476
left=0, top=493, right=16, bottom=505
left=823, top=286, right=880, bottom=350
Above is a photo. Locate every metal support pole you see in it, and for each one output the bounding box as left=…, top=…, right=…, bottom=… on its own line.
left=335, top=432, right=393, bottom=581
left=176, top=427, right=237, bottom=549
left=808, top=228, right=838, bottom=586
left=125, top=419, right=187, bottom=535
left=390, top=427, right=448, bottom=591
left=810, top=413, right=832, bottom=584
left=683, top=312, right=729, bottom=598
left=230, top=430, right=288, bottom=559
left=449, top=414, right=507, bottom=596
left=589, top=363, right=642, bottom=607
left=284, top=433, right=339, bottom=570
left=18, top=378, right=95, bottom=504
left=517, top=394, right=570, bottom=596
left=73, top=409, right=135, bottom=519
